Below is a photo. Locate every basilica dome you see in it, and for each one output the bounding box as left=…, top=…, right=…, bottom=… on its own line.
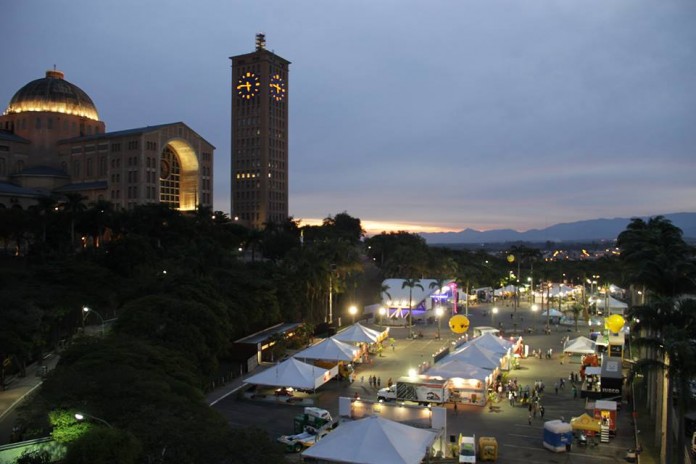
left=4, top=70, right=100, bottom=121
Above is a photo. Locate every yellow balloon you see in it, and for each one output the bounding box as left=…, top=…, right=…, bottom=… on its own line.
left=449, top=314, right=470, bottom=334
left=605, top=314, right=625, bottom=333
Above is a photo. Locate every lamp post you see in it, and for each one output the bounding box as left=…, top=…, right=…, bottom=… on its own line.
left=349, top=305, right=357, bottom=325
left=435, top=306, right=444, bottom=340
left=74, top=412, right=112, bottom=428
left=82, top=306, right=105, bottom=335
left=491, top=306, right=498, bottom=328
left=378, top=306, right=386, bottom=326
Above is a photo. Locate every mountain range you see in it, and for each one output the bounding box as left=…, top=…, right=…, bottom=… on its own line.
left=419, top=212, right=696, bottom=244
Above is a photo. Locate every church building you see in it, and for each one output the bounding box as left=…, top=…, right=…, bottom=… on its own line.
left=0, top=69, right=214, bottom=211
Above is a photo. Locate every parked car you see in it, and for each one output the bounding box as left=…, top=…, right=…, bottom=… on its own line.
left=275, top=387, right=295, bottom=397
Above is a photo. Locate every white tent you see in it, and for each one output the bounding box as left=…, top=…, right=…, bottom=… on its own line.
left=302, top=415, right=438, bottom=464
left=294, top=337, right=360, bottom=362
left=426, top=358, right=491, bottom=380
left=542, top=308, right=564, bottom=317
left=333, top=323, right=381, bottom=344
left=595, top=295, right=628, bottom=313
left=563, top=336, right=596, bottom=354
left=450, top=344, right=501, bottom=370
left=244, top=358, right=335, bottom=390
left=380, top=278, right=448, bottom=313
left=469, top=332, right=512, bottom=355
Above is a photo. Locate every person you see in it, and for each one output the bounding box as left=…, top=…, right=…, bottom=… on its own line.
left=572, top=385, right=578, bottom=399
left=528, top=413, right=532, bottom=425
left=361, top=375, right=364, bottom=384
left=554, top=382, right=559, bottom=394
left=387, top=378, right=393, bottom=388
left=377, top=377, right=381, bottom=387
left=540, top=405, right=545, bottom=418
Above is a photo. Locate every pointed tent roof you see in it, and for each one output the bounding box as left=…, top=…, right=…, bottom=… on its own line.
left=380, top=278, right=449, bottom=307
left=570, top=413, right=601, bottom=432
left=333, top=323, right=380, bottom=343
left=426, top=358, right=491, bottom=380
left=244, top=358, right=332, bottom=390
left=294, top=337, right=360, bottom=362
left=302, top=415, right=438, bottom=464
left=469, top=332, right=513, bottom=355
left=596, top=295, right=628, bottom=309
left=541, top=308, right=564, bottom=317
left=450, top=344, right=501, bottom=370
left=563, top=336, right=596, bottom=354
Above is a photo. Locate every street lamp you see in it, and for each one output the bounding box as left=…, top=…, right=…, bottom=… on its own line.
left=349, top=305, right=358, bottom=325
left=82, top=306, right=105, bottom=335
left=378, top=306, right=387, bottom=325
left=435, top=306, right=444, bottom=340
left=74, top=412, right=112, bottom=428
left=491, top=306, right=498, bottom=327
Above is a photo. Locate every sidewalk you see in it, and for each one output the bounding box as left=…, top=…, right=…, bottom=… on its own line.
left=0, top=353, right=60, bottom=445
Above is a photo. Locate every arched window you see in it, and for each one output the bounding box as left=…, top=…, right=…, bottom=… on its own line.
left=159, top=146, right=181, bottom=208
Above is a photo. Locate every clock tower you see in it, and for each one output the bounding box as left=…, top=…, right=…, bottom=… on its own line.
left=230, top=34, right=290, bottom=229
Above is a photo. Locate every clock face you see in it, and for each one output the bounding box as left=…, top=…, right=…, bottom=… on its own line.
left=236, top=72, right=260, bottom=100
left=269, top=74, right=286, bottom=101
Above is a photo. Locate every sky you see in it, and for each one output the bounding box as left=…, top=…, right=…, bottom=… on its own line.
left=2, top=0, right=695, bottom=234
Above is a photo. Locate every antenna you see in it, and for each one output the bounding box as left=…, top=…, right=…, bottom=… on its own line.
left=255, top=33, right=266, bottom=50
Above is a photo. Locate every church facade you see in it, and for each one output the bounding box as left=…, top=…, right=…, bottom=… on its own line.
left=0, top=69, right=214, bottom=211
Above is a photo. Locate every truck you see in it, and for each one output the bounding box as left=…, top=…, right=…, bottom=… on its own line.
left=292, top=407, right=336, bottom=434
left=377, top=376, right=451, bottom=405
left=458, top=434, right=476, bottom=463
left=277, top=429, right=329, bottom=453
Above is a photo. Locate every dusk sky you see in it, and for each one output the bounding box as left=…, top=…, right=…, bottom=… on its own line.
left=3, top=1, right=695, bottom=234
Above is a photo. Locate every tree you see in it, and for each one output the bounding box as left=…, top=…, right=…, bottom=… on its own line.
left=401, top=278, right=423, bottom=338
left=60, top=192, right=87, bottom=249
left=568, top=302, right=584, bottom=332
left=628, top=298, right=696, bottom=464
left=617, top=216, right=696, bottom=299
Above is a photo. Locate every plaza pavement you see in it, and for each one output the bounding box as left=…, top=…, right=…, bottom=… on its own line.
left=210, top=301, right=660, bottom=463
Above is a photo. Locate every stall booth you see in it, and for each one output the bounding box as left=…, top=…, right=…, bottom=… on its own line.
left=599, top=357, right=623, bottom=398
left=593, top=400, right=617, bottom=439
left=570, top=413, right=601, bottom=442
left=543, top=420, right=574, bottom=452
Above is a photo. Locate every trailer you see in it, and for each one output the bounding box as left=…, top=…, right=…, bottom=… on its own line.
left=378, top=376, right=450, bottom=405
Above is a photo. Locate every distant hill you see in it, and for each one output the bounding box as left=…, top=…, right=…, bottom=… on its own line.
left=419, top=212, right=696, bottom=244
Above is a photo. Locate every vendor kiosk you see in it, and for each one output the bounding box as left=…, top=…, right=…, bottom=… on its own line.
left=543, top=420, right=574, bottom=452
left=600, top=358, right=623, bottom=398
left=593, top=400, right=617, bottom=440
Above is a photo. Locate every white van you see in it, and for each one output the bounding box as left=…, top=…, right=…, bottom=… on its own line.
left=473, top=326, right=500, bottom=338
left=458, top=434, right=476, bottom=463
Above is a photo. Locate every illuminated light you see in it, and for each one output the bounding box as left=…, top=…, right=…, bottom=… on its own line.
left=407, top=368, right=417, bottom=378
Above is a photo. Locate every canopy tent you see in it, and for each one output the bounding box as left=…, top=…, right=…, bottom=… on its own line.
left=594, top=295, right=628, bottom=314
left=294, top=337, right=361, bottom=362
left=425, top=358, right=491, bottom=381
left=380, top=278, right=448, bottom=316
left=302, top=415, right=438, bottom=464
left=541, top=308, right=564, bottom=318
left=494, top=284, right=520, bottom=296
left=450, top=344, right=501, bottom=370
left=469, top=332, right=512, bottom=355
left=333, top=323, right=381, bottom=344
left=563, top=336, right=597, bottom=354
left=244, top=358, right=334, bottom=390
left=571, top=413, right=601, bottom=433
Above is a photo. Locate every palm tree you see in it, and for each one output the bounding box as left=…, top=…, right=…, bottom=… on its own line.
left=568, top=302, right=583, bottom=332
left=61, top=192, right=87, bottom=249
left=617, top=216, right=696, bottom=299
left=628, top=297, right=696, bottom=464
left=402, top=278, right=423, bottom=338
